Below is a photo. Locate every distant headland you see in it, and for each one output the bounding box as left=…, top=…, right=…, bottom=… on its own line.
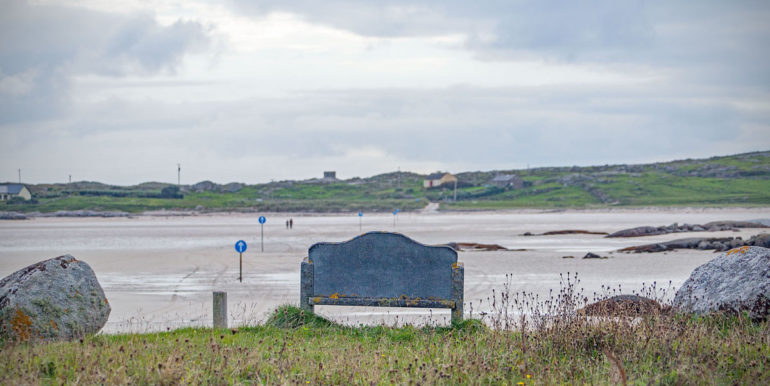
left=2, top=151, right=768, bottom=215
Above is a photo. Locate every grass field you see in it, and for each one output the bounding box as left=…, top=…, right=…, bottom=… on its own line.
left=2, top=279, right=768, bottom=384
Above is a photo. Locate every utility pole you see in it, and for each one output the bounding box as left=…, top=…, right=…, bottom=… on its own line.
left=453, top=179, right=457, bottom=202
left=397, top=166, right=401, bottom=190
left=18, top=169, right=21, bottom=184
left=69, top=174, right=72, bottom=184
left=177, top=163, right=181, bottom=186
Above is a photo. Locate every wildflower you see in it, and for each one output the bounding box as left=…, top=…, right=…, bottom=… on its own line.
left=518, top=382, right=524, bottom=385
left=527, top=374, right=532, bottom=379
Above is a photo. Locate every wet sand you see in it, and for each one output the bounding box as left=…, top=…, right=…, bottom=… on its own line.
left=1, top=208, right=768, bottom=332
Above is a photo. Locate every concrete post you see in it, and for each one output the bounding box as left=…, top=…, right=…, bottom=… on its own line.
left=300, top=258, right=314, bottom=313
left=451, top=263, right=464, bottom=323
left=213, top=291, right=227, bottom=328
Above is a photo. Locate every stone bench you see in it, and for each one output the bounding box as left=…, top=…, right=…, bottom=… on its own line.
left=300, top=232, right=464, bottom=322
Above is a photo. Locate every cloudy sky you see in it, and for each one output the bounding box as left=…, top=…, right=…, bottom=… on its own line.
left=1, top=0, right=768, bottom=185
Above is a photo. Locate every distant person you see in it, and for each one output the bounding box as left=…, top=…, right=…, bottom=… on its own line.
left=285, top=219, right=289, bottom=229
left=289, top=218, right=293, bottom=229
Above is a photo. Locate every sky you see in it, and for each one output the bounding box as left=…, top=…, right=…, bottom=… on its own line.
left=1, top=0, right=769, bottom=185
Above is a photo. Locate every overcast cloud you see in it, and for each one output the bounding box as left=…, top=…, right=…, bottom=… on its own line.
left=0, top=0, right=768, bottom=185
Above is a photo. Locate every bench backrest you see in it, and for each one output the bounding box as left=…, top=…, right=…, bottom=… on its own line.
left=300, top=232, right=464, bottom=322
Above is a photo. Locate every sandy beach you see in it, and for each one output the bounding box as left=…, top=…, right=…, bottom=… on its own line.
left=1, top=207, right=768, bottom=332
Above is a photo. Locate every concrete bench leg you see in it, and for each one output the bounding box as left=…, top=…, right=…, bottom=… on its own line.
left=300, top=259, right=314, bottom=314
left=451, top=263, right=464, bottom=323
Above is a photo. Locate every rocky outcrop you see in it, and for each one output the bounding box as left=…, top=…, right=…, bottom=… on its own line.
left=0, top=255, right=110, bottom=341
left=583, top=252, right=607, bottom=259
left=189, top=181, right=244, bottom=193
left=673, top=246, right=770, bottom=320
left=703, top=220, right=770, bottom=229
left=0, top=212, right=28, bottom=220
left=522, top=229, right=608, bottom=236
left=607, top=221, right=766, bottom=238
left=608, top=226, right=669, bottom=238
left=445, top=242, right=511, bottom=251
left=579, top=295, right=662, bottom=316
left=619, top=233, right=770, bottom=253
left=223, top=182, right=245, bottom=193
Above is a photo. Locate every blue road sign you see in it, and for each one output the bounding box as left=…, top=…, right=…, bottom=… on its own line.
left=393, top=209, right=400, bottom=215
left=258, top=216, right=266, bottom=224
left=358, top=211, right=363, bottom=217
left=235, top=240, right=247, bottom=253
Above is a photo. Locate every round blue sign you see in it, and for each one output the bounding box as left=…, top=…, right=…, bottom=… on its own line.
left=393, top=209, right=400, bottom=215
left=258, top=216, right=266, bottom=224
left=235, top=240, right=247, bottom=253
left=358, top=211, right=363, bottom=217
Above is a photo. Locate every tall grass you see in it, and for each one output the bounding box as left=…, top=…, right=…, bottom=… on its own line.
left=1, top=276, right=768, bottom=384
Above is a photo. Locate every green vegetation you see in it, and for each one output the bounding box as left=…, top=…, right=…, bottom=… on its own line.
left=3, top=151, right=769, bottom=213
left=2, top=285, right=768, bottom=384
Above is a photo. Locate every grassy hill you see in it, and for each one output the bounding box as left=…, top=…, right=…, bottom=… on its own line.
left=3, top=151, right=769, bottom=213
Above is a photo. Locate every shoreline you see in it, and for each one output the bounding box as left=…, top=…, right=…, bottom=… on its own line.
left=2, top=205, right=770, bottom=220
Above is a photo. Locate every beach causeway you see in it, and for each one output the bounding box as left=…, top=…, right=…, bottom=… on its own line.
left=1, top=207, right=768, bottom=333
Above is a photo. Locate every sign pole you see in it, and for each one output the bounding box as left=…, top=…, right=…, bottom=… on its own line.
left=234, top=240, right=247, bottom=282
left=258, top=216, right=266, bottom=252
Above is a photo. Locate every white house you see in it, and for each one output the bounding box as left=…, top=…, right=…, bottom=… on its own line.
left=423, top=172, right=457, bottom=188
left=0, top=184, right=32, bottom=201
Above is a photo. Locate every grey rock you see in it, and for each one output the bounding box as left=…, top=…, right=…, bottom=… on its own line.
left=748, top=233, right=770, bottom=248
left=673, top=246, right=770, bottom=320
left=703, top=220, right=768, bottom=229
left=0, top=255, right=110, bottom=341
left=583, top=252, right=605, bottom=259
left=0, top=212, right=28, bottom=220
left=191, top=180, right=218, bottom=193
left=607, top=226, right=664, bottom=238
left=619, top=237, right=744, bottom=253
left=223, top=182, right=244, bottom=193
left=750, top=219, right=770, bottom=227
left=608, top=221, right=766, bottom=238
left=666, top=238, right=707, bottom=249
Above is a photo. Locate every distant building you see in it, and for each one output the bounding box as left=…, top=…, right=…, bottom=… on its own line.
left=423, top=172, right=457, bottom=188
left=321, top=171, right=338, bottom=183
left=0, top=184, right=32, bottom=201
left=491, top=174, right=524, bottom=189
